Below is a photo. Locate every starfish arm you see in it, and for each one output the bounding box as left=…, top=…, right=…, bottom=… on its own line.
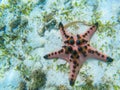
left=82, top=23, right=98, bottom=40
left=59, top=22, right=71, bottom=41
left=44, top=48, right=69, bottom=62
left=87, top=46, right=113, bottom=62
left=69, top=59, right=85, bottom=86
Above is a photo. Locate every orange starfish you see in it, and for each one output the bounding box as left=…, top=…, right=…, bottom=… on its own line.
left=44, top=22, right=113, bottom=86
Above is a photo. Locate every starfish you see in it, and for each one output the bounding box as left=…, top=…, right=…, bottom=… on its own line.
left=44, top=22, right=113, bottom=86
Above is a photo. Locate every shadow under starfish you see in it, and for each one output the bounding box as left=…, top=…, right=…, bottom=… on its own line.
left=44, top=22, right=113, bottom=86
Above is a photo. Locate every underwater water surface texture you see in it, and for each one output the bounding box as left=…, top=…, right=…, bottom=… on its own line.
left=0, top=0, right=120, bottom=90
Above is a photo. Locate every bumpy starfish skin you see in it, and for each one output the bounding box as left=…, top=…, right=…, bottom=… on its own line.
left=44, top=22, right=113, bottom=86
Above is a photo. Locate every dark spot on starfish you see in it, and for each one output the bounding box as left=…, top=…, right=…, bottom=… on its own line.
left=82, top=39, right=88, bottom=43
left=72, top=70, right=75, bottom=73
left=70, top=55, right=73, bottom=59
left=73, top=65, right=76, bottom=69
left=48, top=54, right=50, bottom=56
left=65, top=35, right=69, bottom=38
left=64, top=40, right=69, bottom=44
left=62, top=45, right=66, bottom=48
left=97, top=53, right=100, bottom=56
left=58, top=49, right=64, bottom=54
left=69, top=79, right=74, bottom=86
left=51, top=53, right=54, bottom=55
left=95, top=51, right=98, bottom=53
left=101, top=55, right=104, bottom=58
left=83, top=35, right=85, bottom=37
left=62, top=28, right=68, bottom=38
left=67, top=46, right=72, bottom=52
left=96, top=52, right=100, bottom=56
left=88, top=49, right=94, bottom=54
left=76, top=39, right=81, bottom=45
left=63, top=31, right=66, bottom=36
left=55, top=52, right=57, bottom=54
left=58, top=51, right=61, bottom=54
left=77, top=34, right=80, bottom=38
left=106, top=57, right=113, bottom=62
left=70, top=36, right=73, bottom=38
left=78, top=47, right=83, bottom=52
left=60, top=49, right=64, bottom=53
left=63, top=30, right=69, bottom=38
left=82, top=52, right=87, bottom=57
left=61, top=28, right=66, bottom=35
left=72, top=74, right=74, bottom=77
left=63, top=46, right=69, bottom=54
left=87, top=44, right=90, bottom=46
left=87, top=31, right=90, bottom=33
left=69, top=39, right=74, bottom=45
left=90, top=27, right=92, bottom=30
left=95, top=51, right=100, bottom=55
left=84, top=46, right=87, bottom=49
left=44, top=55, right=48, bottom=59
left=76, top=55, right=79, bottom=59
left=73, top=61, right=77, bottom=65
left=85, top=33, right=87, bottom=36
left=65, top=51, right=69, bottom=54
left=76, top=63, right=79, bottom=66
left=83, top=54, right=87, bottom=57
left=70, top=59, right=72, bottom=62
left=72, top=50, right=77, bottom=55
left=88, top=49, right=91, bottom=53
left=62, top=29, right=65, bottom=33
left=91, top=50, right=94, bottom=54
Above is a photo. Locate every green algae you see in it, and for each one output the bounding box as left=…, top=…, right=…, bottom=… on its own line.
left=29, top=69, right=46, bottom=90
left=113, top=85, right=120, bottom=90
left=57, top=85, right=69, bottom=90
left=16, top=64, right=47, bottom=90
left=0, top=24, right=6, bottom=32
left=15, top=63, right=30, bottom=78
left=0, top=14, right=29, bottom=63
left=42, top=11, right=56, bottom=22
left=7, top=0, right=34, bottom=15
left=20, top=18, right=28, bottom=28
left=73, top=70, right=120, bottom=90
left=0, top=0, right=39, bottom=16
left=0, top=14, right=31, bottom=80
left=9, top=17, right=21, bottom=29
left=74, top=78, right=116, bottom=90
left=38, top=19, right=57, bottom=36
left=56, top=63, right=69, bottom=72
left=17, top=81, right=27, bottom=90
left=74, top=75, right=96, bottom=90
left=38, top=11, right=57, bottom=36
left=45, top=84, right=69, bottom=90
left=76, top=80, right=96, bottom=90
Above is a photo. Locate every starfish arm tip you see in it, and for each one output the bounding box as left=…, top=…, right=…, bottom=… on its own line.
left=94, top=22, right=98, bottom=27
left=59, top=22, right=63, bottom=28
left=69, top=79, right=75, bottom=86
left=106, top=57, right=114, bottom=62
left=44, top=55, right=48, bottom=59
